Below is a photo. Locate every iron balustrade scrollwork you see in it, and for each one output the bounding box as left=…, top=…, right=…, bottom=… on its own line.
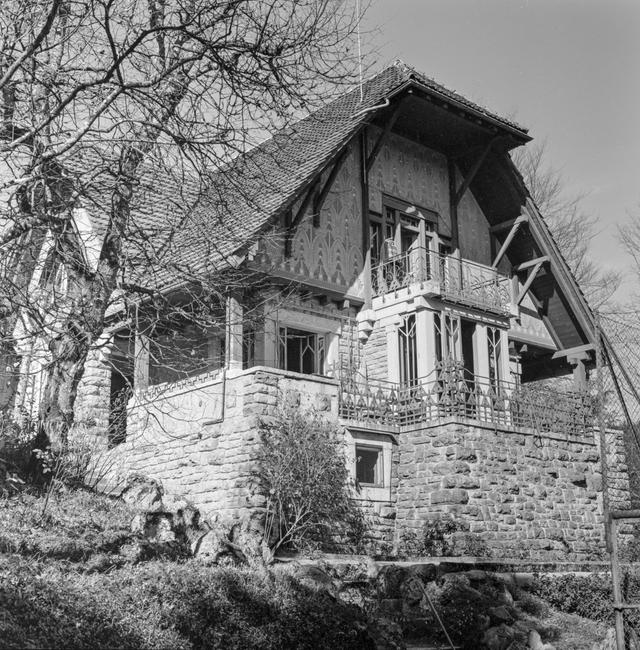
left=339, top=363, right=594, bottom=437
left=371, top=247, right=511, bottom=314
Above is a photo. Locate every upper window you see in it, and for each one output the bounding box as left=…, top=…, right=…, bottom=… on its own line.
left=278, top=326, right=325, bottom=375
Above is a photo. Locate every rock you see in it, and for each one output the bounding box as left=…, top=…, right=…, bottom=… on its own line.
left=482, top=624, right=515, bottom=650
left=194, top=530, right=229, bottom=564
left=377, top=565, right=407, bottom=599
left=407, top=563, right=437, bottom=583
left=500, top=585, right=515, bottom=607
left=121, top=474, right=163, bottom=512
left=490, top=605, right=513, bottom=624
left=528, top=629, right=556, bottom=650
left=400, top=574, right=425, bottom=606
left=294, top=564, right=336, bottom=592
left=130, top=512, right=176, bottom=543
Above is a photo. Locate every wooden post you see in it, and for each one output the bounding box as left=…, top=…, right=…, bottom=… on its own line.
left=225, top=295, right=243, bottom=371
left=360, top=130, right=372, bottom=309
left=448, top=158, right=459, bottom=252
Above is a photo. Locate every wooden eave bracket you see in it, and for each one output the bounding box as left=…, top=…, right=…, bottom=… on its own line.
left=284, top=147, right=350, bottom=257
left=491, top=215, right=528, bottom=268
left=365, top=101, right=403, bottom=173
left=551, top=343, right=595, bottom=361
left=516, top=258, right=547, bottom=306
left=453, top=136, right=499, bottom=207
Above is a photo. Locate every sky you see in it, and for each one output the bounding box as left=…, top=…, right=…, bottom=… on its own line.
left=360, top=0, right=640, bottom=300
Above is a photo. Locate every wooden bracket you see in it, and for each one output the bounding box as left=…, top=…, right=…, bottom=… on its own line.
left=492, top=216, right=527, bottom=268
left=284, top=147, right=349, bottom=257
left=516, top=259, right=546, bottom=306
left=313, top=147, right=349, bottom=222
left=514, top=255, right=549, bottom=272
left=366, top=101, right=403, bottom=173
left=453, top=137, right=498, bottom=207
left=491, top=214, right=528, bottom=233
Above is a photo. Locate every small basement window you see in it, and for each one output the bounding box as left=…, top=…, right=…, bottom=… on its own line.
left=355, top=444, right=383, bottom=487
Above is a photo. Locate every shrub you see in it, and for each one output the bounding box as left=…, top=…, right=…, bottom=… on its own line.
left=258, top=405, right=365, bottom=558
left=531, top=573, right=613, bottom=623
left=398, top=514, right=487, bottom=558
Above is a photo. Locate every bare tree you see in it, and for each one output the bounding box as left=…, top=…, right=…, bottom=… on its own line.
left=512, top=141, right=621, bottom=308
left=0, top=0, right=361, bottom=443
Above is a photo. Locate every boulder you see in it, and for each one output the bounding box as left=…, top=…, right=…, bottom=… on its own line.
left=121, top=474, right=163, bottom=512
left=193, top=529, right=229, bottom=564
left=482, top=624, right=515, bottom=650
left=489, top=605, right=513, bottom=625
left=528, top=629, right=556, bottom=650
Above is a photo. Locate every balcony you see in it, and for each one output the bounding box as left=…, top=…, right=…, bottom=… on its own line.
left=371, top=247, right=511, bottom=314
left=339, top=363, right=593, bottom=437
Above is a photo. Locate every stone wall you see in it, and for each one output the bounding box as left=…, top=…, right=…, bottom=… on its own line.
left=394, top=420, right=608, bottom=562
left=76, top=357, right=624, bottom=563
left=100, top=367, right=340, bottom=525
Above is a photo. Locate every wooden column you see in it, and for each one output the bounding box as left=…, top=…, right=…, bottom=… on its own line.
left=448, top=158, right=460, bottom=252
left=225, top=295, right=244, bottom=371
left=360, top=130, right=372, bottom=308
left=569, top=356, right=588, bottom=390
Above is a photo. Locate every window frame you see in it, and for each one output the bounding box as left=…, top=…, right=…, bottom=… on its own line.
left=277, top=325, right=326, bottom=375
left=355, top=443, right=384, bottom=487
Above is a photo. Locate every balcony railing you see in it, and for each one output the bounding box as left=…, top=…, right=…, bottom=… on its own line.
left=371, top=247, right=511, bottom=314
left=339, top=363, right=594, bottom=437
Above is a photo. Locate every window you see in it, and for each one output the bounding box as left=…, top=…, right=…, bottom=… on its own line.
left=398, top=314, right=418, bottom=387
left=434, top=312, right=461, bottom=364
left=278, top=326, right=325, bottom=375
left=487, top=327, right=503, bottom=389
left=355, top=444, right=383, bottom=486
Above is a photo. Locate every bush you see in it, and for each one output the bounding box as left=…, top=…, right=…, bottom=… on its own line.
left=258, top=405, right=365, bottom=557
left=531, top=573, right=613, bottom=623
left=398, top=514, right=487, bottom=558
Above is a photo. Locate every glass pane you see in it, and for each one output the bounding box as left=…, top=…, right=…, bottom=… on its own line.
left=356, top=446, right=380, bottom=485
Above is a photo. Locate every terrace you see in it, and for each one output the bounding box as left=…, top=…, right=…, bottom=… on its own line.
left=339, top=362, right=594, bottom=437
left=372, top=247, right=512, bottom=315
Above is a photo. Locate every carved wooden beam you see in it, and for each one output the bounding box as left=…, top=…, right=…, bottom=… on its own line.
left=516, top=259, right=546, bottom=306
left=453, top=137, right=498, bottom=207
left=365, top=102, right=403, bottom=173
left=492, top=216, right=526, bottom=268
left=514, top=255, right=549, bottom=272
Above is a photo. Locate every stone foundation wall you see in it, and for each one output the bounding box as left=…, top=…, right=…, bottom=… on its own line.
left=395, top=421, right=609, bottom=562
left=99, top=367, right=340, bottom=525
left=72, top=357, right=626, bottom=562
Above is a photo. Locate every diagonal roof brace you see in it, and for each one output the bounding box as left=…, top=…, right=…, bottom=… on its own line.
left=492, top=215, right=528, bottom=268
left=516, top=258, right=547, bottom=306
left=453, top=136, right=500, bottom=207
left=284, top=146, right=350, bottom=256
left=365, top=100, right=404, bottom=173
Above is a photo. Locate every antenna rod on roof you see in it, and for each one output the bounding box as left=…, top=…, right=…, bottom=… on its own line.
left=356, top=0, right=363, bottom=103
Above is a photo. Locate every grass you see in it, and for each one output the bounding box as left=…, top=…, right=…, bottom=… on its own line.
left=0, top=488, right=375, bottom=650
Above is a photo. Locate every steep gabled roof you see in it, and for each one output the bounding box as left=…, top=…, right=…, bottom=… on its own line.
left=66, top=61, right=529, bottom=291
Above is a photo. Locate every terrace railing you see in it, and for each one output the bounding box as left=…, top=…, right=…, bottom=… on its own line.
left=339, top=363, right=594, bottom=437
left=371, top=247, right=511, bottom=314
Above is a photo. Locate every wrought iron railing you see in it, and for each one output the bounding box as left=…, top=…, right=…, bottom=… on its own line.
left=339, top=364, right=594, bottom=437
left=371, top=247, right=511, bottom=314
